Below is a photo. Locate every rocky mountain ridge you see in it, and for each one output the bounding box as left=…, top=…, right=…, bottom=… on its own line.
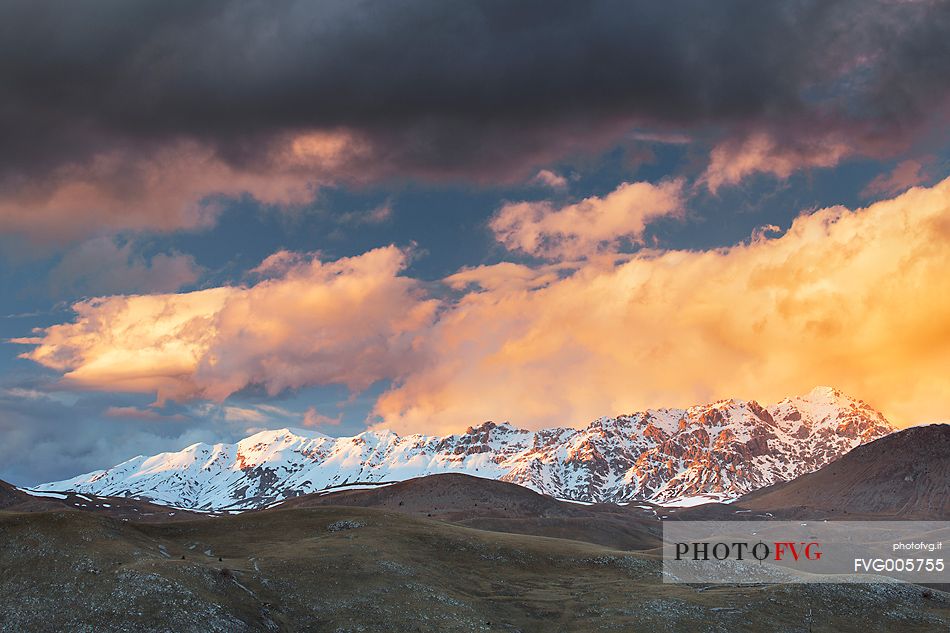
left=34, top=386, right=895, bottom=510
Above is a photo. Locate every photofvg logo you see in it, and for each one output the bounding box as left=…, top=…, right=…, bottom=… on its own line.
left=675, top=540, right=822, bottom=563
left=662, top=521, right=949, bottom=584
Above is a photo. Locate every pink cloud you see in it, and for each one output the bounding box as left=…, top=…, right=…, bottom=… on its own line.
left=250, top=250, right=318, bottom=278
left=531, top=169, right=569, bottom=190
left=302, top=407, right=343, bottom=428
left=861, top=159, right=933, bottom=198
left=0, top=131, right=368, bottom=243
left=490, top=179, right=684, bottom=260
left=700, top=132, right=852, bottom=193
left=445, top=262, right=567, bottom=293
left=105, top=406, right=185, bottom=422
left=18, top=246, right=438, bottom=403
left=15, top=179, right=950, bottom=432
left=48, top=237, right=201, bottom=297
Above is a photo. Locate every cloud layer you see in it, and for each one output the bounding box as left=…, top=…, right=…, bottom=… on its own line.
left=377, top=178, right=950, bottom=431
left=18, top=246, right=437, bottom=402
left=17, top=178, right=950, bottom=430
left=2, top=0, right=949, bottom=238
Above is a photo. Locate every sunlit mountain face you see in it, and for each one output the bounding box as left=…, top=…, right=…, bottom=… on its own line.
left=32, top=388, right=894, bottom=511
left=1, top=0, right=950, bottom=488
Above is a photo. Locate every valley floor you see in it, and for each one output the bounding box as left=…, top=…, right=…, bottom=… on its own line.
left=0, top=507, right=947, bottom=632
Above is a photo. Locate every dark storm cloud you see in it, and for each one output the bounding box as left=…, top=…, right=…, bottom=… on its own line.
left=0, top=387, right=204, bottom=485
left=0, top=381, right=272, bottom=485
left=0, top=0, right=948, bottom=208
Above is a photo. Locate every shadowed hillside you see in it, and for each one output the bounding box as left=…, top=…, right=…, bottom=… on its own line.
left=0, top=479, right=208, bottom=521
left=276, top=473, right=663, bottom=550
left=0, top=479, right=28, bottom=510
left=740, top=424, right=950, bottom=519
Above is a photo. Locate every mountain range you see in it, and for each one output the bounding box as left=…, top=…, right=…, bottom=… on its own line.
left=34, top=386, right=895, bottom=510
left=4, top=413, right=948, bottom=632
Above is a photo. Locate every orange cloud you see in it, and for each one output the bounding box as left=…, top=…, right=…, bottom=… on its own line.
left=700, top=132, right=852, bottom=193
left=375, top=178, right=950, bottom=432
left=15, top=180, right=950, bottom=432
left=445, top=262, right=569, bottom=293
left=490, top=179, right=684, bottom=259
left=17, top=246, right=437, bottom=403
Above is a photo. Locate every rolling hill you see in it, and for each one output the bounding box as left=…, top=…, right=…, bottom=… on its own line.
left=1, top=505, right=947, bottom=632
left=739, top=423, right=950, bottom=518
left=276, top=472, right=663, bottom=550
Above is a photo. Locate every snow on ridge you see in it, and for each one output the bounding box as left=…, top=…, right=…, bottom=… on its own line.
left=34, top=387, right=894, bottom=511
left=21, top=489, right=69, bottom=500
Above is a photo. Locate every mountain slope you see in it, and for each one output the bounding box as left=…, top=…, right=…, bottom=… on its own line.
left=35, top=386, right=894, bottom=510
left=0, top=477, right=210, bottom=520
left=739, top=423, right=950, bottom=518
left=0, top=478, right=30, bottom=510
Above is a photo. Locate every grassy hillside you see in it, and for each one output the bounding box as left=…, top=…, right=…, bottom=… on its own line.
left=1, top=506, right=947, bottom=632
left=277, top=473, right=663, bottom=550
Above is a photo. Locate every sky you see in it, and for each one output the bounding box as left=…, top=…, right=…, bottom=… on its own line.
left=1, top=0, right=950, bottom=485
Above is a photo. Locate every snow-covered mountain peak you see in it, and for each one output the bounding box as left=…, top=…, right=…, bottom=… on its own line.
left=35, top=388, right=896, bottom=510
left=769, top=386, right=893, bottom=440
left=779, top=385, right=862, bottom=412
